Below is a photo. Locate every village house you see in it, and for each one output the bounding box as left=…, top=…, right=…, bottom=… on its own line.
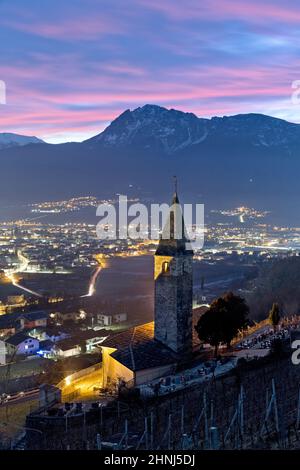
left=97, top=312, right=127, bottom=326
left=0, top=314, right=16, bottom=338
left=0, top=331, right=39, bottom=358
left=27, top=325, right=70, bottom=343
left=18, top=310, right=48, bottom=330
left=53, top=338, right=81, bottom=358
left=50, top=310, right=86, bottom=324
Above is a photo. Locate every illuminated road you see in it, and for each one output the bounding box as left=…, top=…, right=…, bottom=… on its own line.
left=4, top=250, right=29, bottom=276
left=10, top=276, right=43, bottom=298
left=81, top=264, right=102, bottom=297
left=0, top=389, right=39, bottom=407
left=4, top=250, right=43, bottom=298
left=5, top=249, right=104, bottom=300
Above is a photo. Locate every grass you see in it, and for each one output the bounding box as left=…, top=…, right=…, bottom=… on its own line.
left=0, top=398, right=39, bottom=443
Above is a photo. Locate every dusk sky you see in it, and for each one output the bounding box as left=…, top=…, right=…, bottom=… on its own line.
left=0, top=0, right=299, bottom=143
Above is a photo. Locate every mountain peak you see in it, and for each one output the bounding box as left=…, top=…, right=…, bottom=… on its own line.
left=85, top=105, right=300, bottom=153
left=137, top=103, right=166, bottom=113
left=87, top=104, right=207, bottom=152
left=0, top=132, right=45, bottom=150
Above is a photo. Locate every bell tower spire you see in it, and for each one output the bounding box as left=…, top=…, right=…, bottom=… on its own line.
left=154, top=183, right=194, bottom=355
left=173, top=175, right=178, bottom=204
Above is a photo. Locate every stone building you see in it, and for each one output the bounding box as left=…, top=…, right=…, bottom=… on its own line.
left=154, top=190, right=193, bottom=355
left=100, top=188, right=194, bottom=387
left=101, top=322, right=177, bottom=387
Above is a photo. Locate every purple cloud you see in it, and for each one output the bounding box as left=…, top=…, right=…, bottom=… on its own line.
left=0, top=0, right=299, bottom=142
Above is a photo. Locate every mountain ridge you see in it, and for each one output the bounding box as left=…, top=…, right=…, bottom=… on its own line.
left=85, top=104, right=300, bottom=153
left=0, top=132, right=45, bottom=150
left=1, top=104, right=300, bottom=222
left=2, top=105, right=299, bottom=152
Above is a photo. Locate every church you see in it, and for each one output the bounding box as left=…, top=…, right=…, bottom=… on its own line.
left=100, top=188, right=194, bottom=388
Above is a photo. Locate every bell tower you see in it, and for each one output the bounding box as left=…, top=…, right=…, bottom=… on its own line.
left=154, top=182, right=193, bottom=355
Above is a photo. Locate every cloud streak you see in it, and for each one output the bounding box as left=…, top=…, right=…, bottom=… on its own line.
left=0, top=0, right=299, bottom=142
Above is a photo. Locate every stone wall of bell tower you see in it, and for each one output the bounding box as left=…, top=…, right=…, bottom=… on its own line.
left=154, top=251, right=193, bottom=354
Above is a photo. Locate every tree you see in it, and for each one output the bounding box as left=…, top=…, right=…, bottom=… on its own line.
left=195, top=292, right=249, bottom=356
left=268, top=303, right=281, bottom=330
left=270, top=338, right=285, bottom=358
left=221, top=292, right=249, bottom=347
left=194, top=303, right=224, bottom=357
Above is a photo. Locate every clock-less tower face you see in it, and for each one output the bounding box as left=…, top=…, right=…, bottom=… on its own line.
left=154, top=191, right=193, bottom=355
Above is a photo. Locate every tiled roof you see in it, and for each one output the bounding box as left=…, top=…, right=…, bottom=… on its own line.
left=5, top=331, right=35, bottom=346
left=22, top=310, right=48, bottom=321
left=0, top=311, right=24, bottom=329
left=73, top=329, right=110, bottom=341
left=45, top=326, right=69, bottom=335
left=102, top=322, right=177, bottom=371
left=39, top=339, right=54, bottom=350
left=0, top=310, right=47, bottom=329
left=55, top=338, right=80, bottom=352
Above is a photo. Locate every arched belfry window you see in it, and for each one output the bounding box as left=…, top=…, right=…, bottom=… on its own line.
left=162, top=261, right=170, bottom=273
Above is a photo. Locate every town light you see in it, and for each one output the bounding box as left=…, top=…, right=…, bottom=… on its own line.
left=65, top=376, right=71, bottom=386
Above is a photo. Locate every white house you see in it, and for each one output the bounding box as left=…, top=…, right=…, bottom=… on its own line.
left=0, top=340, right=6, bottom=365
left=2, top=332, right=39, bottom=357
left=53, top=339, right=81, bottom=358
left=97, top=312, right=127, bottom=326
left=113, top=313, right=127, bottom=323
left=97, top=314, right=113, bottom=326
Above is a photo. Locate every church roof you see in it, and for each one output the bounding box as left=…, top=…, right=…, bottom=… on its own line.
left=155, top=191, right=193, bottom=257
left=101, top=322, right=178, bottom=371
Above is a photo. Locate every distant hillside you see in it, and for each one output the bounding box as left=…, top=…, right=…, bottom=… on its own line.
left=0, top=133, right=44, bottom=150
left=246, top=257, right=300, bottom=320
left=1, top=105, right=300, bottom=223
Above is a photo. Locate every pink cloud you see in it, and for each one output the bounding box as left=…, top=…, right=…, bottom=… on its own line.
left=139, top=0, right=300, bottom=24
left=1, top=13, right=125, bottom=41
left=0, top=43, right=297, bottom=141
left=0, top=74, right=292, bottom=139
left=101, top=63, right=146, bottom=77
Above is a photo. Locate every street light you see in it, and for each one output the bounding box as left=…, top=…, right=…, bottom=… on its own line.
left=65, top=376, right=72, bottom=386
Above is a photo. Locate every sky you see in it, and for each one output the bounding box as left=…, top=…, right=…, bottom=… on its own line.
left=0, top=0, right=299, bottom=143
